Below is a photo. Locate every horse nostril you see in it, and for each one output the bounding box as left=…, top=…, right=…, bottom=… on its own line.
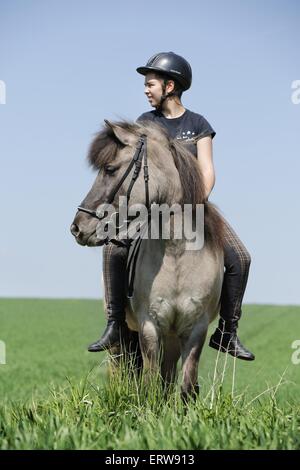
left=70, top=223, right=80, bottom=237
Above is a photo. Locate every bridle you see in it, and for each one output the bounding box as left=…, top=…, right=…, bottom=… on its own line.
left=77, top=134, right=150, bottom=244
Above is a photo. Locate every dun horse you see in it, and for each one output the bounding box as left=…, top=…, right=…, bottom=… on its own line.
left=71, top=121, right=224, bottom=399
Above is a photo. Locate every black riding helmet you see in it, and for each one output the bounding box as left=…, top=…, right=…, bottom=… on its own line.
left=136, top=52, right=192, bottom=91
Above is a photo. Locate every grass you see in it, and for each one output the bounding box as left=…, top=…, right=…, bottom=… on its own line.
left=0, top=298, right=300, bottom=449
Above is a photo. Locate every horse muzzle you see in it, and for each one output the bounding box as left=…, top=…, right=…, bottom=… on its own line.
left=70, top=209, right=105, bottom=246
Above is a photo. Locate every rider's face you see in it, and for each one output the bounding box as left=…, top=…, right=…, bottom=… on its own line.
left=144, top=73, right=164, bottom=108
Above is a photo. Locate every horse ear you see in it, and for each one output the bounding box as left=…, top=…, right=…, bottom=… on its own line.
left=104, top=120, right=136, bottom=146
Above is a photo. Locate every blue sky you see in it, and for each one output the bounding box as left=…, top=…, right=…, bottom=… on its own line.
left=0, top=0, right=299, bottom=303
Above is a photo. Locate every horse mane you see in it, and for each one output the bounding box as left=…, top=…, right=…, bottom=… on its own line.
left=87, top=120, right=224, bottom=251
left=168, top=138, right=224, bottom=251
left=88, top=121, right=137, bottom=169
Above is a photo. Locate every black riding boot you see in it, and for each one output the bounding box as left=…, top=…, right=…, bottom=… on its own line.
left=88, top=319, right=128, bottom=352
left=88, top=243, right=129, bottom=352
left=209, top=317, right=255, bottom=361
left=209, top=242, right=255, bottom=361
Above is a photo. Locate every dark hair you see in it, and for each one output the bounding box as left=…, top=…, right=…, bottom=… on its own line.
left=154, top=72, right=184, bottom=99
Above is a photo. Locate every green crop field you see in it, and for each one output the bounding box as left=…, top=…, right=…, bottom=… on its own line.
left=0, top=298, right=300, bottom=450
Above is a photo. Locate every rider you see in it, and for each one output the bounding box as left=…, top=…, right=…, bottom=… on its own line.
left=88, top=52, right=255, bottom=361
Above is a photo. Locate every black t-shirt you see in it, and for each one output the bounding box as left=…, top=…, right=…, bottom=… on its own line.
left=136, top=109, right=216, bottom=158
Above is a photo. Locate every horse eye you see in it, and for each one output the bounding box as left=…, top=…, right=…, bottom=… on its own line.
left=104, top=165, right=117, bottom=175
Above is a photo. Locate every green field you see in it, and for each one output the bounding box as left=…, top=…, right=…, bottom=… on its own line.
left=0, top=299, right=300, bottom=449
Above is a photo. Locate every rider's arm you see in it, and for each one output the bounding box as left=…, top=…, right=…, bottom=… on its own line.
left=196, top=136, right=215, bottom=200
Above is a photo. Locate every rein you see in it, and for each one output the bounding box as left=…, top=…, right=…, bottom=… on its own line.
left=77, top=134, right=152, bottom=297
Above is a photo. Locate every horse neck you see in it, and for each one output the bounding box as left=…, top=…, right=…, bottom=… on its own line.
left=150, top=144, right=183, bottom=207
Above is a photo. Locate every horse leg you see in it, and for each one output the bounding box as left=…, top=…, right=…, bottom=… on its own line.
left=138, top=318, right=160, bottom=379
left=179, top=316, right=209, bottom=403
left=161, top=337, right=180, bottom=394
left=109, top=328, right=143, bottom=376
left=125, top=329, right=143, bottom=373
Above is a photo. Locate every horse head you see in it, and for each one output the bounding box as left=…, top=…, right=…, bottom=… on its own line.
left=70, top=120, right=183, bottom=246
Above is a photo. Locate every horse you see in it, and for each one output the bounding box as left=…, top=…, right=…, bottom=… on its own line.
left=70, top=120, right=225, bottom=400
